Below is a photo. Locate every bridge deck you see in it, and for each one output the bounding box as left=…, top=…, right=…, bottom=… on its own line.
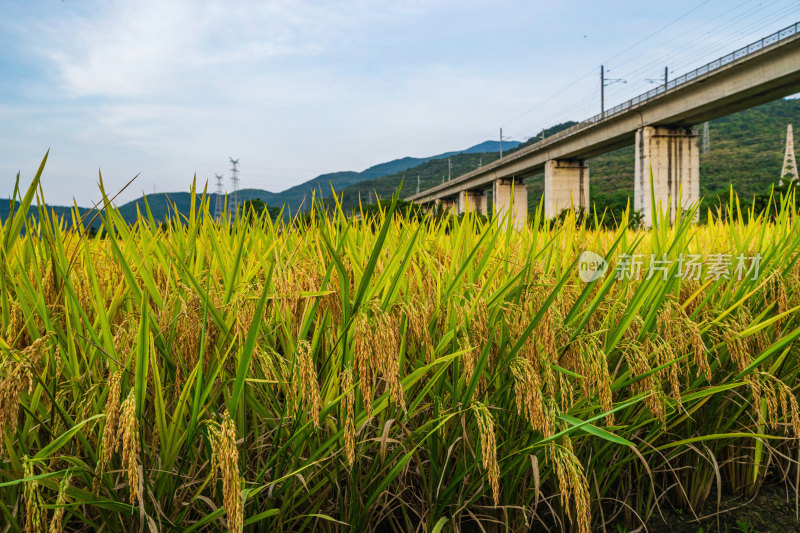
left=408, top=22, right=800, bottom=204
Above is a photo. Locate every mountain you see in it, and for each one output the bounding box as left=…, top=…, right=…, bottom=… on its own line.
left=329, top=99, right=800, bottom=218
left=238, top=140, right=522, bottom=215
left=6, top=98, right=796, bottom=227
left=326, top=122, right=571, bottom=213
left=1, top=140, right=519, bottom=226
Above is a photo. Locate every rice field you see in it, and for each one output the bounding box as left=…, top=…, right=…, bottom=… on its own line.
left=2, top=158, right=800, bottom=532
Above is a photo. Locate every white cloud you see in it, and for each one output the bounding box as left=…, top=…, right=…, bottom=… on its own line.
left=2, top=0, right=798, bottom=206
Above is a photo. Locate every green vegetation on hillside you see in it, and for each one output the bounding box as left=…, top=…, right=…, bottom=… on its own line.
left=339, top=99, right=800, bottom=221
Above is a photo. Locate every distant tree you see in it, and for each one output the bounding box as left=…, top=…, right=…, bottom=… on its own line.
left=238, top=199, right=281, bottom=221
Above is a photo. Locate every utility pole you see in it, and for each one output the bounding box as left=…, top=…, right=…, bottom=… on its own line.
left=448, top=158, right=452, bottom=181
left=229, top=157, right=240, bottom=216
left=646, top=67, right=668, bottom=90
left=214, top=173, right=225, bottom=222
left=780, top=124, right=798, bottom=186
left=702, top=122, right=710, bottom=154
left=479, top=157, right=482, bottom=168
left=499, top=128, right=514, bottom=157
left=499, top=128, right=503, bottom=158
left=601, top=65, right=626, bottom=116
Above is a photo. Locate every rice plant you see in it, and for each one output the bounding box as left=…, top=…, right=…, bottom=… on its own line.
left=1, top=154, right=800, bottom=532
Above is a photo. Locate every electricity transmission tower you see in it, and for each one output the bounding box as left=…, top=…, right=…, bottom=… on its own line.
left=780, top=124, right=798, bottom=186
left=229, top=158, right=240, bottom=215
left=702, top=122, right=710, bottom=154
left=214, top=173, right=225, bottom=222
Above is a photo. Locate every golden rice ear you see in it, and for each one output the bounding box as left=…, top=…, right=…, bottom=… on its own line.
left=353, top=307, right=406, bottom=413
left=22, top=456, right=46, bottom=533
left=509, top=357, right=555, bottom=438
left=377, top=309, right=405, bottom=412
left=294, top=340, right=321, bottom=428
left=572, top=335, right=614, bottom=425
left=5, top=301, right=30, bottom=349
left=49, top=471, right=72, bottom=533
left=118, top=391, right=140, bottom=505
left=94, top=370, right=122, bottom=491
left=353, top=313, right=374, bottom=415
left=341, top=366, right=356, bottom=467
left=768, top=270, right=790, bottom=333
left=0, top=336, right=51, bottom=437
left=210, top=412, right=243, bottom=533
left=724, top=326, right=749, bottom=373
left=471, top=402, right=500, bottom=506
left=549, top=437, right=591, bottom=533
left=459, top=333, right=477, bottom=400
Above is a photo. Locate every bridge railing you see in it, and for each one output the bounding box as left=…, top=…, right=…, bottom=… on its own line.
left=415, top=21, right=800, bottom=199
left=518, top=21, right=800, bottom=155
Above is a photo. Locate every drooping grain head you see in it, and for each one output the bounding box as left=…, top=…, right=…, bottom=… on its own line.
left=0, top=357, right=33, bottom=437
left=118, top=391, right=140, bottom=505
left=622, top=341, right=665, bottom=426
left=294, top=340, right=321, bottom=428
left=571, top=335, right=614, bottom=425
left=724, top=327, right=749, bottom=373
left=94, top=370, right=122, bottom=489
left=768, top=271, right=790, bottom=333
left=112, top=319, right=137, bottom=372
left=49, top=471, right=72, bottom=533
left=471, top=402, right=500, bottom=505
left=0, top=335, right=50, bottom=438
left=210, top=412, right=243, bottom=533
left=23, top=456, right=45, bottom=533
left=468, top=297, right=491, bottom=365
left=509, top=357, right=555, bottom=438
left=353, top=313, right=374, bottom=414
left=653, top=340, right=683, bottom=414
left=748, top=375, right=765, bottom=427
left=763, top=376, right=800, bottom=441
left=5, top=301, right=30, bottom=349
left=402, top=299, right=434, bottom=363
left=459, top=334, right=478, bottom=399
left=354, top=307, right=406, bottom=413
left=378, top=309, right=406, bottom=412
left=341, top=366, right=356, bottom=467
left=549, top=437, right=590, bottom=533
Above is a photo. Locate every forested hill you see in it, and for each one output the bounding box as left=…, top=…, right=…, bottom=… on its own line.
left=1, top=140, right=521, bottom=226
left=3, top=99, right=797, bottom=226
left=329, top=98, right=800, bottom=216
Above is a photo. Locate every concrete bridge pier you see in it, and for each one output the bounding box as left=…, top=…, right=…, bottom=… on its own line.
left=544, top=159, right=590, bottom=219
left=493, top=178, right=527, bottom=229
left=635, top=126, right=700, bottom=226
left=437, top=197, right=457, bottom=215
left=458, top=190, right=488, bottom=215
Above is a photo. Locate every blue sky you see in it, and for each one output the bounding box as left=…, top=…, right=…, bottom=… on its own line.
left=1, top=0, right=798, bottom=206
